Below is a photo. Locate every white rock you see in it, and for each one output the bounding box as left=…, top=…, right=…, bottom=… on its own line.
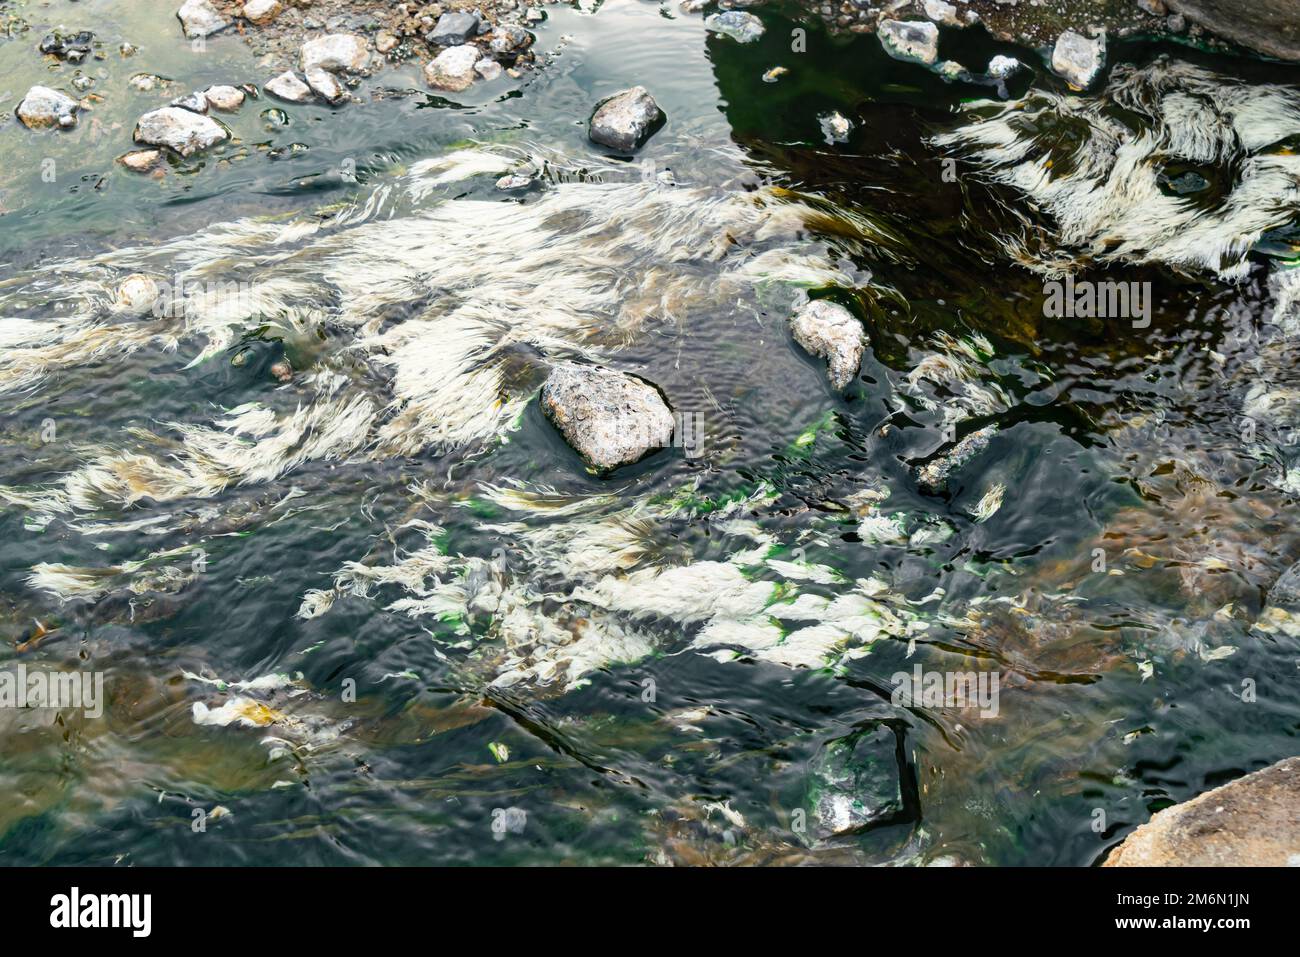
left=790, top=300, right=865, bottom=389
left=265, top=71, right=313, bottom=103
left=305, top=68, right=347, bottom=104
left=134, top=106, right=228, bottom=156
left=119, top=149, right=162, bottom=172
left=204, top=85, right=245, bottom=111
left=987, top=55, right=1022, bottom=79
left=475, top=58, right=503, bottom=81
left=424, top=44, right=480, bottom=92
left=177, top=0, right=230, bottom=39
left=923, top=0, right=962, bottom=26
left=15, top=86, right=79, bottom=130
left=1051, top=30, right=1106, bottom=89
left=540, top=363, right=675, bottom=471
left=589, top=86, right=664, bottom=151
left=299, top=33, right=371, bottom=74
left=878, top=19, right=940, bottom=65
left=242, top=0, right=282, bottom=24
left=115, top=274, right=161, bottom=313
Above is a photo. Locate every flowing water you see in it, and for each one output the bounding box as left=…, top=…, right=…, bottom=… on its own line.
left=2, top=0, right=1299, bottom=866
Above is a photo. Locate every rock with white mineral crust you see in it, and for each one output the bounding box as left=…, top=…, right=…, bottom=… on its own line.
left=588, top=86, right=664, bottom=152
left=134, top=106, right=228, bottom=156
left=540, top=363, right=675, bottom=471
left=790, top=300, right=865, bottom=390
left=1050, top=30, right=1106, bottom=89
left=177, top=0, right=230, bottom=39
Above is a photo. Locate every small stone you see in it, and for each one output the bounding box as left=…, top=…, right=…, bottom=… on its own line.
left=474, top=58, right=503, bottom=81
left=790, top=299, right=865, bottom=389
left=588, top=86, right=663, bottom=152
left=134, top=106, right=229, bottom=156
left=305, top=67, right=347, bottom=104
left=1050, top=30, right=1106, bottom=89
left=489, top=25, right=532, bottom=55
left=987, top=55, right=1022, bottom=79
left=376, top=31, right=399, bottom=53
left=428, top=11, right=480, bottom=45
left=177, top=0, right=230, bottom=39
left=120, top=42, right=138, bottom=57
left=242, top=0, right=282, bottom=24
left=1136, top=0, right=1167, bottom=14
left=115, top=274, right=161, bottom=312
left=299, top=33, right=371, bottom=74
left=496, top=172, right=531, bottom=190
left=171, top=91, right=209, bottom=114
left=270, top=359, right=293, bottom=383
left=704, top=10, right=765, bottom=43
left=878, top=19, right=939, bottom=65
left=130, top=73, right=167, bottom=92
left=936, top=59, right=965, bottom=81
left=818, top=111, right=851, bottom=144
left=807, top=725, right=905, bottom=838
left=16, top=86, right=79, bottom=130
left=204, top=85, right=245, bottom=111
left=424, top=44, right=480, bottom=92
left=265, top=71, right=313, bottom=103
left=525, top=8, right=544, bottom=23
left=39, top=31, right=95, bottom=61
left=118, top=149, right=163, bottom=173
left=540, top=363, right=675, bottom=471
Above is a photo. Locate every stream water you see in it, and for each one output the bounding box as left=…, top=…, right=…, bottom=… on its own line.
left=2, top=0, right=1299, bottom=866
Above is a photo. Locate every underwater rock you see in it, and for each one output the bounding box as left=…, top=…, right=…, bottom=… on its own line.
left=790, top=300, right=865, bottom=390
left=1105, top=757, right=1300, bottom=866
left=429, top=11, right=481, bottom=46
left=306, top=68, right=348, bottom=104
left=134, top=106, right=228, bottom=156
left=177, top=0, right=230, bottom=39
left=704, top=11, right=766, bottom=43
left=118, top=149, right=162, bottom=173
left=242, top=0, right=281, bottom=25
left=265, top=71, right=313, bottom=103
left=589, top=86, right=664, bottom=152
left=115, top=274, right=161, bottom=313
left=16, top=86, right=79, bottom=130
left=987, top=54, right=1022, bottom=78
left=1253, top=561, right=1300, bottom=637
left=203, top=85, right=245, bottom=111
left=299, top=33, right=371, bottom=74
left=916, top=425, right=997, bottom=492
left=170, top=91, right=210, bottom=114
left=38, top=30, right=95, bottom=62
left=424, top=45, right=481, bottom=92
left=540, top=363, right=674, bottom=471
left=1050, top=30, right=1106, bottom=89
left=1167, top=0, right=1300, bottom=61
left=878, top=19, right=940, bottom=66
left=475, top=59, right=504, bottom=81
left=807, top=724, right=905, bottom=838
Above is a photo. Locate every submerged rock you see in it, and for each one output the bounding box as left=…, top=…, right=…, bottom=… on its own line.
left=118, top=149, right=162, bottom=173
left=807, top=724, right=905, bottom=839
left=170, top=91, right=209, bottom=114
left=16, top=86, right=79, bottom=130
left=115, top=274, right=161, bottom=313
left=299, top=34, right=371, bottom=74
left=429, top=11, right=481, bottom=46
left=134, top=106, right=228, bottom=156
left=704, top=11, right=766, bottom=43
left=177, top=0, right=230, bottom=39
left=916, top=425, right=997, bottom=492
left=540, top=363, right=675, bottom=471
left=38, top=30, right=95, bottom=63
left=1254, top=561, right=1300, bottom=637
left=987, top=54, right=1022, bottom=79
left=1050, top=30, right=1106, bottom=89
left=1105, top=756, right=1300, bottom=866
left=589, top=86, right=664, bottom=152
left=790, top=300, right=865, bottom=390
left=922, top=0, right=963, bottom=26
left=878, top=19, right=940, bottom=65
left=306, top=68, right=347, bottom=104
left=265, top=71, right=313, bottom=103
left=424, top=45, right=481, bottom=92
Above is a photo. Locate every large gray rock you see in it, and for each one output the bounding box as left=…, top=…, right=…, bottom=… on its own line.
left=299, top=33, right=371, bottom=74
left=16, top=86, right=79, bottom=130
left=1105, top=756, right=1300, bottom=866
left=806, top=724, right=905, bottom=839
left=133, top=106, right=228, bottom=156
left=424, top=45, right=481, bottom=93
left=540, top=363, right=674, bottom=471
left=588, top=86, right=664, bottom=152
left=790, top=300, right=865, bottom=390
left=878, top=19, right=940, bottom=65
left=1050, top=29, right=1106, bottom=89
left=177, top=0, right=230, bottom=39
left=1168, top=0, right=1300, bottom=61
left=429, top=11, right=481, bottom=46
left=704, top=11, right=766, bottom=43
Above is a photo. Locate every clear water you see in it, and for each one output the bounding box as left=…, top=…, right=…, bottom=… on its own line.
left=1, top=0, right=1298, bottom=865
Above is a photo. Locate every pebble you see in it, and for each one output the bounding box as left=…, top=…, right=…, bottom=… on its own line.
left=204, top=85, right=246, bottom=111
left=265, top=71, right=314, bottom=103
left=424, top=44, right=481, bottom=92
left=242, top=0, right=282, bottom=25
left=119, top=149, right=163, bottom=173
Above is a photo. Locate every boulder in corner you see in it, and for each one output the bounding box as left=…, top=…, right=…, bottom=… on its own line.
left=1104, top=756, right=1300, bottom=866
left=540, top=362, right=675, bottom=471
